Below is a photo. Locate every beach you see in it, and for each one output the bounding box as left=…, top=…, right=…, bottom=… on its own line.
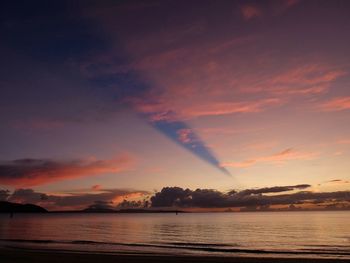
left=1, top=247, right=350, bottom=263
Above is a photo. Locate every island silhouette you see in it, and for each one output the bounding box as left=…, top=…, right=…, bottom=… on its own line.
left=0, top=201, right=48, bottom=213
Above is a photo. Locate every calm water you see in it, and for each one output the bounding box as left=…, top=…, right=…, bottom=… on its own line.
left=1, top=211, right=350, bottom=259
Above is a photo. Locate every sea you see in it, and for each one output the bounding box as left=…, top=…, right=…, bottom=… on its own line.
left=0, top=211, right=350, bottom=259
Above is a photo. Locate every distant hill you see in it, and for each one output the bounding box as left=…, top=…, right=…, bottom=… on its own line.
left=0, top=201, right=48, bottom=213
left=81, top=207, right=186, bottom=213
left=82, top=207, right=115, bottom=213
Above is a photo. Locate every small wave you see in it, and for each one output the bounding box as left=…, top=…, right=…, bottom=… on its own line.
left=0, top=239, right=56, bottom=244
left=1, top=238, right=350, bottom=257
left=165, top=242, right=235, bottom=247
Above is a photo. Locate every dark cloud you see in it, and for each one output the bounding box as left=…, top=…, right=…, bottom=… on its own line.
left=117, top=199, right=150, bottom=209
left=325, top=179, right=350, bottom=184
left=236, top=184, right=311, bottom=196
left=0, top=157, right=131, bottom=186
left=85, top=200, right=114, bottom=211
left=10, top=188, right=46, bottom=204
left=150, top=186, right=350, bottom=209
left=5, top=185, right=350, bottom=211
left=0, top=189, right=10, bottom=201
left=150, top=187, right=193, bottom=207
left=8, top=188, right=149, bottom=211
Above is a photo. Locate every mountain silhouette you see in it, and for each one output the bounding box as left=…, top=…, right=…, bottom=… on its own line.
left=0, top=201, right=48, bottom=213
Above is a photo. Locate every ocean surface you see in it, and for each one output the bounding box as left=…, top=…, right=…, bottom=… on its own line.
left=0, top=211, right=350, bottom=259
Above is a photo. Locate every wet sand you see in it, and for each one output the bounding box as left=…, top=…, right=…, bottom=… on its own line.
left=0, top=247, right=349, bottom=263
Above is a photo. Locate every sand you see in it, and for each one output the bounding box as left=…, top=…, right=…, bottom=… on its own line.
left=0, top=247, right=349, bottom=263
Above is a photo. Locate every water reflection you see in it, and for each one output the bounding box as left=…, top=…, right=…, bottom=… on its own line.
left=0, top=211, right=349, bottom=258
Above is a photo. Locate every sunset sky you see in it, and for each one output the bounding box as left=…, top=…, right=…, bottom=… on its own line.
left=0, top=0, right=350, bottom=210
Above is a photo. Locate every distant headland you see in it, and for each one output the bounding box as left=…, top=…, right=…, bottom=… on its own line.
left=0, top=201, right=185, bottom=214
left=0, top=201, right=48, bottom=213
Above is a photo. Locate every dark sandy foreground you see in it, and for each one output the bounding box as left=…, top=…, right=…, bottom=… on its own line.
left=1, top=248, right=349, bottom=263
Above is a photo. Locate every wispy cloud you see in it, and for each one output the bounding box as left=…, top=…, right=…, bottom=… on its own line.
left=324, top=179, right=350, bottom=185
left=242, top=64, right=346, bottom=96
left=337, top=138, right=350, bottom=145
left=240, top=5, right=262, bottom=20
left=222, top=148, right=319, bottom=168
left=135, top=98, right=282, bottom=120
left=79, top=1, right=345, bottom=177
left=179, top=98, right=282, bottom=119
left=319, top=96, right=350, bottom=112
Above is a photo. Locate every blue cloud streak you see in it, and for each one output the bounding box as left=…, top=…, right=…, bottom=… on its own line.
left=141, top=112, right=231, bottom=176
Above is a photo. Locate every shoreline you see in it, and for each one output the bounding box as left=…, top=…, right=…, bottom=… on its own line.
left=1, top=247, right=349, bottom=263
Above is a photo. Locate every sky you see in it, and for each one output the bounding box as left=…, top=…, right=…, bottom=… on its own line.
left=0, top=0, right=350, bottom=211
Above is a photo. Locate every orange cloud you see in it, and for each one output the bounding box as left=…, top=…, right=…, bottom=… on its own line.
left=222, top=148, right=318, bottom=168
left=259, top=148, right=318, bottom=162
left=337, top=139, right=350, bottom=145
left=222, top=159, right=256, bottom=168
left=179, top=98, right=282, bottom=118
left=243, top=64, right=346, bottom=95
left=112, top=191, right=147, bottom=204
left=319, top=96, right=350, bottom=112
left=0, top=156, right=133, bottom=187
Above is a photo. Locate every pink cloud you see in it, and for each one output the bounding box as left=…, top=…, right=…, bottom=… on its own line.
left=133, top=97, right=282, bottom=121
left=0, top=155, right=133, bottom=187
left=179, top=98, right=282, bottom=118
left=241, top=5, right=262, bottom=20
left=222, top=159, right=257, bottom=168
left=222, top=148, right=319, bottom=168
left=82, top=3, right=345, bottom=126
left=337, top=139, right=350, bottom=145
left=243, top=64, right=346, bottom=95
left=177, top=128, right=193, bottom=144
left=127, top=47, right=344, bottom=121
left=319, top=97, right=350, bottom=112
